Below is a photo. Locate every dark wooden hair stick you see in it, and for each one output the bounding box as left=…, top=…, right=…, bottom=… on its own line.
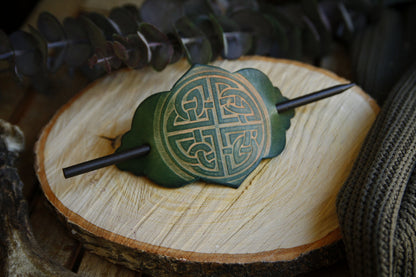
left=62, top=82, right=355, bottom=179
left=275, top=83, right=355, bottom=113
left=63, top=145, right=150, bottom=178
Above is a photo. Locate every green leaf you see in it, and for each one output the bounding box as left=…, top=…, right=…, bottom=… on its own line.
left=62, top=17, right=92, bottom=67
left=140, top=0, right=185, bottom=33
left=184, top=0, right=214, bottom=17
left=112, top=40, right=129, bottom=61
left=259, top=3, right=304, bottom=59
left=166, top=33, right=184, bottom=64
left=37, top=12, right=65, bottom=43
left=192, top=14, right=224, bottom=61
left=28, top=25, right=47, bottom=71
left=122, top=4, right=141, bottom=23
left=174, top=17, right=212, bottom=64
left=36, top=12, right=68, bottom=72
left=9, top=30, right=43, bottom=76
left=0, top=29, right=12, bottom=58
left=216, top=16, right=252, bottom=59
left=80, top=15, right=107, bottom=50
left=109, top=7, right=139, bottom=35
left=139, top=23, right=173, bottom=71
left=113, top=33, right=150, bottom=69
left=263, top=15, right=289, bottom=57
left=230, top=9, right=274, bottom=55
left=301, top=0, right=332, bottom=56
left=84, top=12, right=118, bottom=39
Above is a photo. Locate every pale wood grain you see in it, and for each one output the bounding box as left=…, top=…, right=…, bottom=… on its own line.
left=35, top=57, right=378, bottom=274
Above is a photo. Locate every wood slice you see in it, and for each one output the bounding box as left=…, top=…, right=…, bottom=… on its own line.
left=35, top=57, right=379, bottom=276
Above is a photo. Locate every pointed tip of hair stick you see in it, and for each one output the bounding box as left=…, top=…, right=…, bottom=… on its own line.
left=276, top=83, right=355, bottom=113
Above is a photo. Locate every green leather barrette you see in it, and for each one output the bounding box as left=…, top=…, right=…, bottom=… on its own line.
left=63, top=64, right=354, bottom=188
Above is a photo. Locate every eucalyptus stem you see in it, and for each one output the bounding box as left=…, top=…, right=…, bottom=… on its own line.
left=95, top=55, right=118, bottom=65
left=148, top=41, right=163, bottom=48
left=0, top=51, right=13, bottom=60
left=47, top=40, right=70, bottom=48
left=180, top=36, right=204, bottom=45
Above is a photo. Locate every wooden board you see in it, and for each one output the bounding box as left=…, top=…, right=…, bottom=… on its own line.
left=35, top=57, right=378, bottom=276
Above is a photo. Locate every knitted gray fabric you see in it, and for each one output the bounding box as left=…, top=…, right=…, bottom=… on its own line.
left=336, top=64, right=416, bottom=277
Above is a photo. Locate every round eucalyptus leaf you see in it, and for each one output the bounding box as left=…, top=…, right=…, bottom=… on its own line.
left=216, top=16, right=251, bottom=59
left=122, top=4, right=141, bottom=23
left=184, top=0, right=213, bottom=17
left=225, top=0, right=259, bottom=14
left=205, top=0, right=224, bottom=16
left=230, top=9, right=274, bottom=55
left=48, top=47, right=67, bottom=73
left=317, top=1, right=341, bottom=33
left=0, top=29, right=13, bottom=58
left=174, top=16, right=212, bottom=64
left=93, top=41, right=122, bottom=72
left=269, top=5, right=305, bottom=59
left=140, top=0, right=185, bottom=33
left=28, top=25, right=47, bottom=67
left=9, top=30, right=43, bottom=76
left=216, top=15, right=239, bottom=33
left=301, top=16, right=321, bottom=58
left=84, top=12, right=118, bottom=40
left=301, top=0, right=332, bottom=55
left=109, top=7, right=139, bottom=35
left=139, top=23, right=173, bottom=71
left=93, top=47, right=111, bottom=72
left=35, top=16, right=68, bottom=72
left=337, top=2, right=355, bottom=39
left=36, top=13, right=68, bottom=72
left=37, top=11, right=65, bottom=43
left=80, top=15, right=107, bottom=50
left=259, top=3, right=304, bottom=27
left=166, top=33, right=184, bottom=64
left=302, top=0, right=325, bottom=28
left=317, top=4, right=332, bottom=33
left=263, top=15, right=289, bottom=57
left=287, top=25, right=302, bottom=60
left=114, top=33, right=150, bottom=69
left=192, top=14, right=223, bottom=60
left=106, top=42, right=122, bottom=69
left=262, top=5, right=303, bottom=61
left=63, top=17, right=92, bottom=67
left=315, top=1, right=356, bottom=41
left=223, top=32, right=252, bottom=59
left=112, top=39, right=129, bottom=61
left=127, top=33, right=151, bottom=69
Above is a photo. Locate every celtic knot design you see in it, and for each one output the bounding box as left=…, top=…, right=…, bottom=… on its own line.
left=116, top=64, right=292, bottom=188
left=158, top=69, right=269, bottom=185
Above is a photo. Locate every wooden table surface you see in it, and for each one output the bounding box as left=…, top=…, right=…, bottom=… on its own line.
left=0, top=1, right=351, bottom=275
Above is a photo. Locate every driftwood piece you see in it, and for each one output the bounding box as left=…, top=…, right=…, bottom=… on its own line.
left=77, top=252, right=139, bottom=276
left=35, top=57, right=379, bottom=276
left=0, top=119, right=77, bottom=277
